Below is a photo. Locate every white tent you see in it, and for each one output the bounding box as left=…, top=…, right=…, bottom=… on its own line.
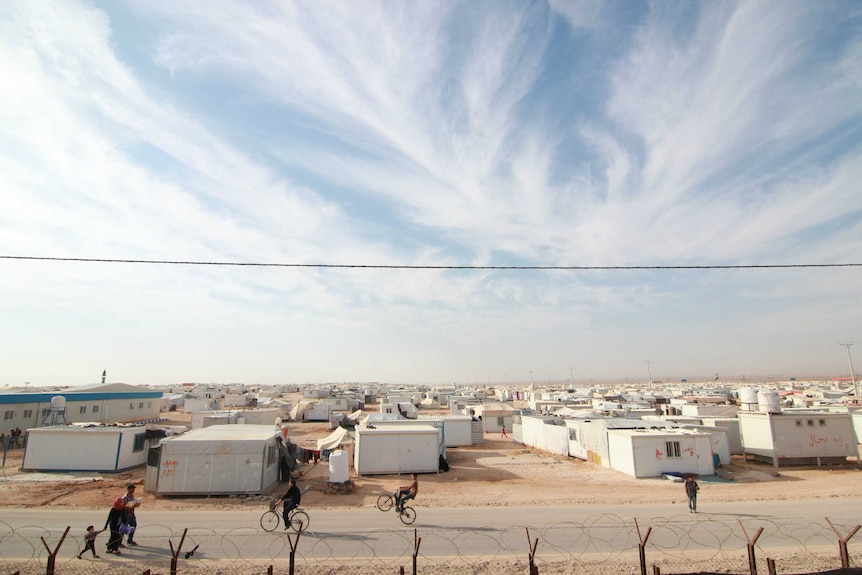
left=316, top=426, right=353, bottom=451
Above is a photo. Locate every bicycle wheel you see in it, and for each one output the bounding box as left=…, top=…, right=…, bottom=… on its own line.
left=260, top=510, right=280, bottom=532
left=399, top=506, right=416, bottom=525
left=376, top=494, right=394, bottom=512
left=289, top=510, right=310, bottom=532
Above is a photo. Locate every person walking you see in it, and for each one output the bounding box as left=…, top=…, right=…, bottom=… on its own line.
left=76, top=525, right=103, bottom=559
left=684, top=476, right=699, bottom=513
left=104, top=497, right=125, bottom=554
left=500, top=425, right=508, bottom=438
left=122, top=484, right=141, bottom=546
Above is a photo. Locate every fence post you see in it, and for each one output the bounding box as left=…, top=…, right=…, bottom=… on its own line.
left=825, top=517, right=861, bottom=569
left=653, top=566, right=661, bottom=575
left=412, top=528, right=422, bottom=575
left=738, top=520, right=763, bottom=575
left=168, top=527, right=187, bottom=575
left=767, top=557, right=776, bottom=575
left=525, top=527, right=539, bottom=575
left=40, top=525, right=70, bottom=575
left=267, top=566, right=273, bottom=575
left=286, top=530, right=301, bottom=575
left=634, top=517, right=653, bottom=575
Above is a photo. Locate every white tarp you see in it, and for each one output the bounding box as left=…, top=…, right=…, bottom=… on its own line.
left=316, top=426, right=353, bottom=451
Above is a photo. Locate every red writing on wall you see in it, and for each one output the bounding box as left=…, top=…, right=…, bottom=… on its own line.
left=684, top=447, right=695, bottom=458
left=654, top=449, right=663, bottom=460
left=162, top=460, right=179, bottom=476
left=808, top=435, right=826, bottom=447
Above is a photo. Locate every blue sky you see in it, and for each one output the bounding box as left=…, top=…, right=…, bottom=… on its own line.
left=1, top=1, right=861, bottom=387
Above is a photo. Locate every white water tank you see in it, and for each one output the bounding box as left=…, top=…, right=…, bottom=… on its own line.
left=758, top=390, right=782, bottom=413
left=739, top=387, right=758, bottom=411
left=50, top=395, right=66, bottom=410
left=329, top=450, right=349, bottom=483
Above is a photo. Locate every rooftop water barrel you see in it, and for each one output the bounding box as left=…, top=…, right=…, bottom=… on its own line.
left=50, top=395, right=66, bottom=410
left=739, top=387, right=758, bottom=411
left=758, top=390, right=782, bottom=413
left=329, top=450, right=349, bottom=483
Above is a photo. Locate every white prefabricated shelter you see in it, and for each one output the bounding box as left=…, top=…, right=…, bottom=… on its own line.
left=853, top=411, right=862, bottom=444
left=738, top=411, right=855, bottom=467
left=22, top=425, right=152, bottom=473
left=184, top=398, right=218, bottom=413
left=418, top=414, right=474, bottom=447
left=679, top=424, right=731, bottom=466
left=607, top=428, right=714, bottom=478
left=306, top=402, right=332, bottom=422
left=353, top=424, right=440, bottom=475
left=564, top=417, right=669, bottom=466
left=701, top=417, right=743, bottom=454
left=468, top=402, right=517, bottom=433
left=519, top=414, right=568, bottom=455
left=148, top=425, right=280, bottom=495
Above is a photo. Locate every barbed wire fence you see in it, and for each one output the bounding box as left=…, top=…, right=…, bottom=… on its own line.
left=1, top=514, right=859, bottom=575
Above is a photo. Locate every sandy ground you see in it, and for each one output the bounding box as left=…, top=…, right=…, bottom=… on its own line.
left=2, top=406, right=862, bottom=513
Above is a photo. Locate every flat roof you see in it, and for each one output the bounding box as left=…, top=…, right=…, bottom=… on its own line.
left=168, top=424, right=277, bottom=442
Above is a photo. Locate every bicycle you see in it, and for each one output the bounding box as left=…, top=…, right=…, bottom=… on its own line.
left=260, top=503, right=310, bottom=532
left=376, top=492, right=416, bottom=525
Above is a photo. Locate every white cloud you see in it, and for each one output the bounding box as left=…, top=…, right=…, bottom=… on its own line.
left=0, top=0, right=860, bottom=386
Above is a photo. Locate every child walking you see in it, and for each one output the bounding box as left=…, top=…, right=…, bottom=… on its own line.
left=77, top=525, right=104, bottom=559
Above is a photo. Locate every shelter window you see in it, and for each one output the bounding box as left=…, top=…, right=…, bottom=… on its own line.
left=795, top=420, right=802, bottom=427
left=23, top=409, right=33, bottom=419
left=92, top=405, right=99, bottom=413
left=79, top=406, right=87, bottom=414
left=3, top=410, right=13, bottom=420
left=819, top=419, right=826, bottom=426
left=133, top=433, right=146, bottom=452
left=130, top=403, right=134, bottom=410
left=665, top=441, right=682, bottom=459
left=41, top=408, right=50, bottom=417
left=138, top=402, right=144, bottom=409
left=266, top=444, right=277, bottom=466
left=568, top=428, right=578, bottom=441
left=807, top=420, right=814, bottom=427
left=497, top=417, right=505, bottom=426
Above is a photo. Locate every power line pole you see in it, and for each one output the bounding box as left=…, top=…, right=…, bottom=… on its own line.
left=644, top=360, right=652, bottom=385
left=840, top=343, right=858, bottom=399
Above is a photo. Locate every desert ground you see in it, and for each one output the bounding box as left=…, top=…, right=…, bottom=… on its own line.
left=2, top=404, right=862, bottom=513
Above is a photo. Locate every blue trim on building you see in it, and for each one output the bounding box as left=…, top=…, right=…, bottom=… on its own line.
left=115, top=434, right=123, bottom=470
left=0, top=391, right=163, bottom=404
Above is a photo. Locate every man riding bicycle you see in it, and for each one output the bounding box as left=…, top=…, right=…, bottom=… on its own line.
left=274, top=479, right=301, bottom=528
left=394, top=473, right=418, bottom=514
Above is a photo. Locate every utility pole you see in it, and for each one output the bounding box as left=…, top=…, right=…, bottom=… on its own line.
left=840, top=343, right=858, bottom=399
left=644, top=360, right=653, bottom=385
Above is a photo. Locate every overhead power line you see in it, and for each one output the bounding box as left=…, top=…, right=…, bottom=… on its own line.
left=1, top=255, right=861, bottom=270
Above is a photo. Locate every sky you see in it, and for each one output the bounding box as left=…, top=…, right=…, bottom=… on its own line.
left=1, top=1, right=861, bottom=388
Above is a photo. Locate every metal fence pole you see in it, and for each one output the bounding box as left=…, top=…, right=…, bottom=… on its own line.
left=634, top=517, right=653, bottom=575
left=739, top=520, right=763, bottom=575
left=826, top=517, right=861, bottom=569
left=526, top=527, right=539, bottom=575
left=40, top=525, right=69, bottom=575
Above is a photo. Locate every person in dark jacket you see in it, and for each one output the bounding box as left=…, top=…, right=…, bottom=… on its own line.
left=104, top=497, right=125, bottom=554
left=275, top=479, right=301, bottom=529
